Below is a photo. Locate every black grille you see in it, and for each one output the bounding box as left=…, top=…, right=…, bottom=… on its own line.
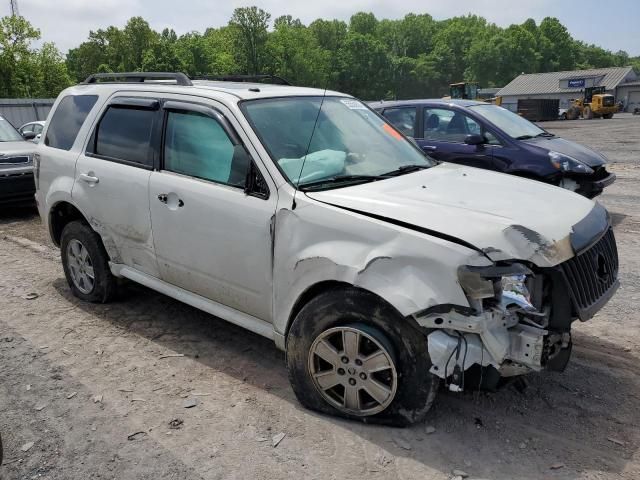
left=561, top=228, right=619, bottom=320
left=0, top=156, right=29, bottom=164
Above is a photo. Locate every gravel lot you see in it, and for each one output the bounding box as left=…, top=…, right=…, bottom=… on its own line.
left=1, top=113, right=639, bottom=480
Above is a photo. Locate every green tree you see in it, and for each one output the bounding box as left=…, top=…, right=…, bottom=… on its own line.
left=229, top=6, right=270, bottom=74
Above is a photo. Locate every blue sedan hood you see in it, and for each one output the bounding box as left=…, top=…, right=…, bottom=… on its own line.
left=521, top=136, right=607, bottom=168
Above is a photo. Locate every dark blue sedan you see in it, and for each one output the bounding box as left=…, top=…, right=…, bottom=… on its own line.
left=370, top=99, right=615, bottom=198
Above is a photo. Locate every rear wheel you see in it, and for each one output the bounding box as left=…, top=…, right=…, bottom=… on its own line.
left=61, top=221, right=116, bottom=303
left=286, top=287, right=438, bottom=426
left=603, top=113, right=613, bottom=119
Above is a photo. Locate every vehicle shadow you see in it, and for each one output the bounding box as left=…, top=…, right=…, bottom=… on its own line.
left=0, top=204, right=38, bottom=222
left=52, top=278, right=639, bottom=480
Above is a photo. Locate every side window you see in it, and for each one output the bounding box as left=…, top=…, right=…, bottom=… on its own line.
left=382, top=107, right=416, bottom=136
left=163, top=110, right=248, bottom=188
left=424, top=108, right=479, bottom=143
left=94, top=106, right=155, bottom=166
left=484, top=131, right=501, bottom=145
left=45, top=95, right=98, bottom=150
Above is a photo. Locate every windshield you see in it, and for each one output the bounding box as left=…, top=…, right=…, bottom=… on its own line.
left=0, top=117, right=24, bottom=142
left=469, top=104, right=545, bottom=139
left=242, top=96, right=435, bottom=189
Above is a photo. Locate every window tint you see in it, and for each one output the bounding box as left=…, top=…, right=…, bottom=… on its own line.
left=383, top=107, right=416, bottom=136
left=95, top=106, right=154, bottom=165
left=45, top=95, right=98, bottom=150
left=164, top=111, right=248, bottom=187
left=423, top=108, right=481, bottom=143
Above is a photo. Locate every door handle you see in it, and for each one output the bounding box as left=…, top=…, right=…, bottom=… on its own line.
left=423, top=145, right=437, bottom=151
left=79, top=173, right=99, bottom=184
left=158, top=193, right=184, bottom=208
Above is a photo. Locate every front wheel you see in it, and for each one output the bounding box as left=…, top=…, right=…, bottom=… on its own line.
left=286, top=288, right=438, bottom=426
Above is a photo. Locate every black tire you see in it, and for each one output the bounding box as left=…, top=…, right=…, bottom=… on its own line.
left=60, top=220, right=116, bottom=303
left=286, top=287, right=438, bottom=426
left=603, top=113, right=613, bottom=119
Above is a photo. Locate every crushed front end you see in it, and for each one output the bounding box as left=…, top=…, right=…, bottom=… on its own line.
left=415, top=213, right=619, bottom=392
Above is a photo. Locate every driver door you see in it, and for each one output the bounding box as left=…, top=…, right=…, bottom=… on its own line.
left=417, top=107, right=496, bottom=169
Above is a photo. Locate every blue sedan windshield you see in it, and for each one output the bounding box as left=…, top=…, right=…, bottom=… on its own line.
left=469, top=104, right=545, bottom=139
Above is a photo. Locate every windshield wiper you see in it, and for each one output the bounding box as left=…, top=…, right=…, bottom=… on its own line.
left=382, top=164, right=430, bottom=177
left=299, top=174, right=389, bottom=191
left=535, top=132, right=555, bottom=137
left=515, top=134, right=534, bottom=140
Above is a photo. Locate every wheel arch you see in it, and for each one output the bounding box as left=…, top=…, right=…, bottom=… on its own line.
left=49, top=200, right=90, bottom=247
left=284, top=281, right=401, bottom=340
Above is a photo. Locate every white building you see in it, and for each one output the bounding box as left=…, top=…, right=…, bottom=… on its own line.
left=496, top=67, right=640, bottom=113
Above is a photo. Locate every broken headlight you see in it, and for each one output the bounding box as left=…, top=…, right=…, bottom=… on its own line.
left=458, top=263, right=534, bottom=308
left=548, top=151, right=593, bottom=174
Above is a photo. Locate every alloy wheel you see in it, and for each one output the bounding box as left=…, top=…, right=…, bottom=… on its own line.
left=66, top=239, right=95, bottom=294
left=308, top=325, right=398, bottom=416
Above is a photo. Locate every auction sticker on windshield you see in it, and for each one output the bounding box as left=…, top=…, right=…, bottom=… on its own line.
left=340, top=99, right=367, bottom=110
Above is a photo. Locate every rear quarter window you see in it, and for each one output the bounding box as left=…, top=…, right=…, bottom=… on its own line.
left=45, top=95, right=98, bottom=150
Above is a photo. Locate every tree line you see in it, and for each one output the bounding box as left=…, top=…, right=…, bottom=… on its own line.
left=1, top=7, right=639, bottom=99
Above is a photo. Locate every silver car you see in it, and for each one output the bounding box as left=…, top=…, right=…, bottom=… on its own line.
left=18, top=120, right=46, bottom=142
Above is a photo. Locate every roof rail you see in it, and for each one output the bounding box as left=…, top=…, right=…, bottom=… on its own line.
left=192, top=74, right=291, bottom=86
left=82, top=72, right=193, bottom=86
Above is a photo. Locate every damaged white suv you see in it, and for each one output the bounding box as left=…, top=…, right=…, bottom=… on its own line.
left=36, top=73, right=619, bottom=425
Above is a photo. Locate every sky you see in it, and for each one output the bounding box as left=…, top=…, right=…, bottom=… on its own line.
left=4, top=0, right=640, bottom=56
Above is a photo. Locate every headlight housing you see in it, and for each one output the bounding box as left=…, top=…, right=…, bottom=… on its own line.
left=458, top=263, right=535, bottom=310
left=548, top=151, right=593, bottom=174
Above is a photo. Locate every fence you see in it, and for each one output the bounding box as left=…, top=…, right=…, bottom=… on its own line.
left=0, top=98, right=55, bottom=128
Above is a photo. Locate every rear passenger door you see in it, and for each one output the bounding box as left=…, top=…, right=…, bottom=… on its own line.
left=148, top=99, right=277, bottom=322
left=72, top=96, right=160, bottom=277
left=418, top=107, right=495, bottom=169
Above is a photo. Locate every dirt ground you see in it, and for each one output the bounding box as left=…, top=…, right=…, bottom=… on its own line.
left=1, top=113, right=639, bottom=480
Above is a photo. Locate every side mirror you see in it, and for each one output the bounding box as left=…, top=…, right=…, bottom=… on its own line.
left=22, top=131, right=37, bottom=140
left=464, top=133, right=485, bottom=146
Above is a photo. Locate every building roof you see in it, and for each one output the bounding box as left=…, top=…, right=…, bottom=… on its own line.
left=497, top=67, right=635, bottom=96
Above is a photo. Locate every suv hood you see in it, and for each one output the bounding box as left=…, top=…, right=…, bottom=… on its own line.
left=305, top=163, right=599, bottom=267
left=521, top=136, right=607, bottom=167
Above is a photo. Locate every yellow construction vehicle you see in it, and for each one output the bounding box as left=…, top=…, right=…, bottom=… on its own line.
left=566, top=86, right=617, bottom=120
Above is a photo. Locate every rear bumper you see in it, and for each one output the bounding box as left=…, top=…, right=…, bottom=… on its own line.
left=0, top=171, right=36, bottom=205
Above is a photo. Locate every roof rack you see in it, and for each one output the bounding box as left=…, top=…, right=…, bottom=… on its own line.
left=192, top=74, right=291, bottom=86
left=82, top=72, right=193, bottom=86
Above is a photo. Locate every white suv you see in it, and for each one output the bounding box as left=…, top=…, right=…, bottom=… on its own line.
left=36, top=72, right=619, bottom=425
